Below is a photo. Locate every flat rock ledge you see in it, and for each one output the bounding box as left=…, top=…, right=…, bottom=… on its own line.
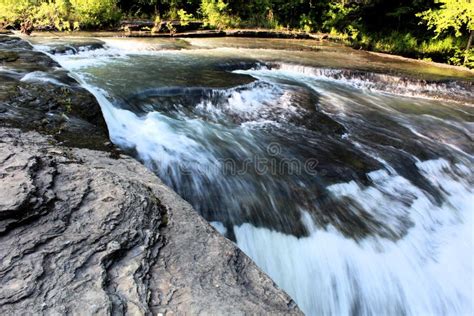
left=0, top=35, right=301, bottom=315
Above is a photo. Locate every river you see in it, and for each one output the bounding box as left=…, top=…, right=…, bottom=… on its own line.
left=28, top=35, right=473, bottom=315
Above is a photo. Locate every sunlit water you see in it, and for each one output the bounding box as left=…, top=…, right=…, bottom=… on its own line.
left=29, top=36, right=474, bottom=315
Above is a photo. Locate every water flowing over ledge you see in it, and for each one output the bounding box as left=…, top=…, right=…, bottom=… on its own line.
left=0, top=35, right=302, bottom=314
left=237, top=63, right=474, bottom=104
left=26, top=35, right=474, bottom=315
left=235, top=158, right=473, bottom=315
left=32, top=36, right=473, bottom=104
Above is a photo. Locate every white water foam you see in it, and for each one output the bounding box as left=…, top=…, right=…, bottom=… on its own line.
left=20, top=71, right=66, bottom=86
left=0, top=65, right=21, bottom=76
left=234, top=64, right=474, bottom=104
left=210, top=221, right=228, bottom=235
left=37, top=41, right=473, bottom=315
left=195, top=81, right=301, bottom=124
left=101, top=38, right=189, bottom=52
left=54, top=48, right=129, bottom=69
left=86, top=84, right=222, bottom=179
left=235, top=159, right=473, bottom=315
left=32, top=41, right=131, bottom=70
left=30, top=39, right=210, bottom=171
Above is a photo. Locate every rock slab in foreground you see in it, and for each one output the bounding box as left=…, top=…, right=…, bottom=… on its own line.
left=0, top=128, right=301, bottom=315
left=0, top=34, right=301, bottom=314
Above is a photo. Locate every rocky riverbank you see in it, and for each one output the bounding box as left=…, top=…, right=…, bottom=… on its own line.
left=0, top=35, right=301, bottom=314
left=0, top=35, right=111, bottom=151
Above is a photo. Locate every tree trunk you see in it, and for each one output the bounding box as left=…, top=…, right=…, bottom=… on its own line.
left=465, top=30, right=473, bottom=64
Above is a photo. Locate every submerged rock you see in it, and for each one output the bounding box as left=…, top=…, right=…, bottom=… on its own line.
left=0, top=35, right=302, bottom=314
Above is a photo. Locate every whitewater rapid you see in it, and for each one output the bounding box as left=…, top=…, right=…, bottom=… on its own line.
left=236, top=159, right=473, bottom=315
left=31, top=37, right=474, bottom=315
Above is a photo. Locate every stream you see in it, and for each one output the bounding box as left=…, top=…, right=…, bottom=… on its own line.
left=29, top=36, right=473, bottom=315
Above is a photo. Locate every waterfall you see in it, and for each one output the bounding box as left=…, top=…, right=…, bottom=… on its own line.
left=31, top=37, right=474, bottom=315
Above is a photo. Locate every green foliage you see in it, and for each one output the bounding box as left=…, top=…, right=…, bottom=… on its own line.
left=449, top=48, right=474, bottom=67
left=151, top=15, right=161, bottom=33
left=0, top=0, right=33, bottom=27
left=1, top=0, right=472, bottom=68
left=226, top=0, right=279, bottom=29
left=350, top=30, right=471, bottom=66
left=419, top=36, right=459, bottom=55
left=0, top=0, right=121, bottom=29
left=34, top=0, right=71, bottom=30
left=417, top=0, right=474, bottom=37
left=200, top=0, right=236, bottom=29
left=69, top=0, right=121, bottom=28
left=322, top=2, right=360, bottom=34
left=177, top=9, right=193, bottom=26
left=166, top=21, right=175, bottom=33
left=299, top=14, right=313, bottom=33
left=417, top=0, right=473, bottom=66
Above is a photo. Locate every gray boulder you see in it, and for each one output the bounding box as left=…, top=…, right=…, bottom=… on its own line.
left=0, top=33, right=301, bottom=314
left=0, top=128, right=301, bottom=315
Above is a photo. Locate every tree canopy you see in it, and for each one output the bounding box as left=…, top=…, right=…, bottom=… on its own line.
left=417, top=0, right=474, bottom=37
left=0, top=0, right=473, bottom=67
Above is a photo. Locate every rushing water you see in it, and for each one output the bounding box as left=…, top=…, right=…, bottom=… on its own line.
left=29, top=36, right=473, bottom=315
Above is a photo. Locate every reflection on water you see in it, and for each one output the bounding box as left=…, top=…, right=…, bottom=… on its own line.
left=29, top=36, right=473, bottom=315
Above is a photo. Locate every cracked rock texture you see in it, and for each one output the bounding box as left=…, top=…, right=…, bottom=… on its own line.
left=0, top=129, right=300, bottom=315
left=0, top=34, right=301, bottom=314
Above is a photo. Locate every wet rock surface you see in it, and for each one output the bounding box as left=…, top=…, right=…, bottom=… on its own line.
left=0, top=35, right=110, bottom=151
left=0, top=35, right=302, bottom=314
